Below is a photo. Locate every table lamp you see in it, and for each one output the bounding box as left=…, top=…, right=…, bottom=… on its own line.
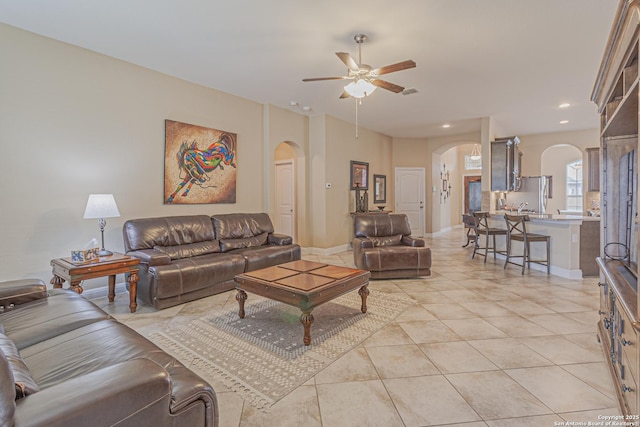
left=83, top=194, right=120, bottom=256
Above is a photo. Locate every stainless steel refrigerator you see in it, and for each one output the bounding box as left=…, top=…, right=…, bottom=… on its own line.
left=508, top=176, right=551, bottom=213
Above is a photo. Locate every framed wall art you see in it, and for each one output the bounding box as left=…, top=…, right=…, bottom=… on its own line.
left=373, top=174, right=386, bottom=204
left=164, top=119, right=237, bottom=204
left=350, top=160, right=369, bottom=190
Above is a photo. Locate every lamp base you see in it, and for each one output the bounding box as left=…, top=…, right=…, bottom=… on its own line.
left=99, top=249, right=113, bottom=257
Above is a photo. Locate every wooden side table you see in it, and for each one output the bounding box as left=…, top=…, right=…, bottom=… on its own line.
left=50, top=252, right=140, bottom=313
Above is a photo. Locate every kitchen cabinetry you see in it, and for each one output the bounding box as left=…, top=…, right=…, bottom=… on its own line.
left=591, top=0, right=640, bottom=416
left=586, top=147, right=600, bottom=192
left=490, top=136, right=521, bottom=191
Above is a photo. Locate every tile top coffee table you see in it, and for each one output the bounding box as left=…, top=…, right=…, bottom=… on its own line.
left=234, top=260, right=370, bottom=346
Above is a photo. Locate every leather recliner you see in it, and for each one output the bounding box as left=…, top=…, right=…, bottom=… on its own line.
left=353, top=214, right=432, bottom=279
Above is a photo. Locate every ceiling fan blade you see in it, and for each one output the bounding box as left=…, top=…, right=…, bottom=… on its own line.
left=371, top=79, right=405, bottom=93
left=339, top=91, right=351, bottom=99
left=372, top=60, right=416, bottom=76
left=302, top=76, right=350, bottom=82
left=336, top=52, right=359, bottom=72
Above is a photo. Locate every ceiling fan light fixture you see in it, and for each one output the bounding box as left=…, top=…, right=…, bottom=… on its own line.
left=344, top=79, right=377, bottom=98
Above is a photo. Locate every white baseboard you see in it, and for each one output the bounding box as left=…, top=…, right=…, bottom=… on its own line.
left=493, top=253, right=582, bottom=279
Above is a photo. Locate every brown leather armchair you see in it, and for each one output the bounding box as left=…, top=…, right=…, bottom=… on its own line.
left=353, top=214, right=431, bottom=279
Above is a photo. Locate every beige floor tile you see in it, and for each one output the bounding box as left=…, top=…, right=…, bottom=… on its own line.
left=422, top=303, right=478, bottom=320
left=458, top=301, right=517, bottom=317
left=316, top=380, right=404, bottom=427
left=483, top=316, right=555, bottom=337
left=561, top=362, right=615, bottom=397
left=468, top=338, right=553, bottom=369
left=404, top=290, right=455, bottom=304
left=495, top=299, right=555, bottom=315
left=215, top=391, right=244, bottom=427
left=398, top=320, right=463, bottom=344
left=442, top=318, right=508, bottom=340
left=446, top=371, right=552, bottom=419
left=314, top=347, right=379, bottom=385
left=394, top=304, right=439, bottom=322
left=440, top=289, right=487, bottom=302
left=384, top=376, right=482, bottom=426
left=518, top=335, right=603, bottom=365
left=563, top=332, right=603, bottom=353
left=240, top=384, right=321, bottom=427
left=485, top=414, right=565, bottom=427
left=559, top=407, right=622, bottom=424
left=528, top=313, right=596, bottom=335
left=419, top=341, right=498, bottom=373
left=362, top=322, right=415, bottom=347
left=366, top=344, right=440, bottom=378
left=505, top=365, right=616, bottom=412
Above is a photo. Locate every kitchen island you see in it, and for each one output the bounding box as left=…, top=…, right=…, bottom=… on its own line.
left=486, top=212, right=600, bottom=278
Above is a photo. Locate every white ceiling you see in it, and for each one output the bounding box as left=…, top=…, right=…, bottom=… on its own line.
left=0, top=0, right=619, bottom=138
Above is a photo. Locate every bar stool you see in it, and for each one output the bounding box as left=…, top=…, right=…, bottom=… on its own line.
left=504, top=214, right=551, bottom=274
left=461, top=214, right=479, bottom=248
left=472, top=212, right=508, bottom=263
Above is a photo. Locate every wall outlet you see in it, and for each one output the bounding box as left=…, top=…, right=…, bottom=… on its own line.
left=571, top=233, right=578, bottom=243
left=325, top=182, right=332, bottom=189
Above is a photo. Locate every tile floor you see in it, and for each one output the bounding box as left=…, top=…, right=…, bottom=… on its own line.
left=94, top=228, right=620, bottom=427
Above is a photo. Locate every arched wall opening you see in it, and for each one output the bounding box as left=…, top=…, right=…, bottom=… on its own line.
left=540, top=144, right=582, bottom=214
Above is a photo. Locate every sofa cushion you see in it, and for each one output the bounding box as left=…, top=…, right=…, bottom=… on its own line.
left=154, top=241, right=220, bottom=260
left=233, top=244, right=302, bottom=271
left=0, top=346, right=15, bottom=425
left=370, top=234, right=402, bottom=247
left=0, top=334, right=39, bottom=399
left=220, top=232, right=268, bottom=252
left=212, top=213, right=274, bottom=240
left=0, top=289, right=109, bottom=350
left=123, top=215, right=215, bottom=251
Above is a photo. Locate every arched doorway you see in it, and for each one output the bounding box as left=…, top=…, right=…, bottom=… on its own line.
left=541, top=144, right=582, bottom=214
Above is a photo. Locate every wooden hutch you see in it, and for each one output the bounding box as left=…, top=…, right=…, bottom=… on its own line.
left=592, top=0, right=640, bottom=416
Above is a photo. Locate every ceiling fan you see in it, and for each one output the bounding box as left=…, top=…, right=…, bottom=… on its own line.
left=303, top=34, right=416, bottom=99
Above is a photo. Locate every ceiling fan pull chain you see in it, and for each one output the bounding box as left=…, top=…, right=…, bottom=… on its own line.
left=355, top=98, right=359, bottom=139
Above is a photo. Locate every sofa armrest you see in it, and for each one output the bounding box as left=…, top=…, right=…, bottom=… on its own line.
left=126, top=249, right=172, bottom=266
left=0, top=280, right=47, bottom=308
left=14, top=359, right=206, bottom=427
left=401, top=236, right=426, bottom=247
left=353, top=237, right=374, bottom=249
left=268, top=233, right=293, bottom=246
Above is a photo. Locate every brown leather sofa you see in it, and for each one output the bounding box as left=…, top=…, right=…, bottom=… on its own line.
left=123, top=213, right=301, bottom=309
left=353, top=213, right=432, bottom=279
left=0, top=279, right=217, bottom=427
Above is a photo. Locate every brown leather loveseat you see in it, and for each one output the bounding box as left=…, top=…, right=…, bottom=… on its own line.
left=353, top=213, right=432, bottom=279
left=0, top=279, right=217, bottom=427
left=123, top=213, right=301, bottom=309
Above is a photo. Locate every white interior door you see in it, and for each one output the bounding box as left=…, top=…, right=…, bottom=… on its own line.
left=275, top=160, right=295, bottom=241
left=395, top=167, right=425, bottom=237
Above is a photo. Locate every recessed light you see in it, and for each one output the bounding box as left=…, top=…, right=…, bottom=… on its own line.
left=289, top=101, right=299, bottom=107
left=302, top=106, right=311, bottom=112
left=560, top=120, right=569, bottom=124
left=442, top=124, right=451, bottom=128
left=559, top=103, right=571, bottom=108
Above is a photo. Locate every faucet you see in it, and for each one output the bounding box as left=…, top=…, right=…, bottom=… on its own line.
left=517, top=202, right=528, bottom=215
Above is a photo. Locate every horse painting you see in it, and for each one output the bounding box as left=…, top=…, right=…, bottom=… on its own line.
left=164, top=120, right=237, bottom=204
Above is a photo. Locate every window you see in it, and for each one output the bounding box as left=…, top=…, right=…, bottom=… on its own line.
left=566, top=160, right=583, bottom=212
left=465, top=155, right=482, bottom=170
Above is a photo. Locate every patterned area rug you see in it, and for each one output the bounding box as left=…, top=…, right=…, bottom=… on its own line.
left=149, top=289, right=415, bottom=409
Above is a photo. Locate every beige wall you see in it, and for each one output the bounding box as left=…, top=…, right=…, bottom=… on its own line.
left=541, top=145, right=583, bottom=213
left=0, top=23, right=604, bottom=285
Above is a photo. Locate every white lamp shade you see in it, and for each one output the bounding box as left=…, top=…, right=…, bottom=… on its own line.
left=83, top=194, right=120, bottom=219
left=344, top=79, right=377, bottom=98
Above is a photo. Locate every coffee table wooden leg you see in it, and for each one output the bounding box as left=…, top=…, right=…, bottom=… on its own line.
left=50, top=275, right=65, bottom=289
left=69, top=280, right=83, bottom=294
left=300, top=311, right=314, bottom=346
left=236, top=290, right=247, bottom=318
left=128, top=271, right=138, bottom=313
left=358, top=285, right=369, bottom=313
left=108, top=275, right=116, bottom=302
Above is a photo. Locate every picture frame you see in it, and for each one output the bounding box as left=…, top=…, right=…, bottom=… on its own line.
left=350, top=160, right=369, bottom=190
left=373, top=174, right=386, bottom=204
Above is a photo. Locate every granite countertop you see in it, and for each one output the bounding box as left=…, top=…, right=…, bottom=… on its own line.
left=489, top=211, right=600, bottom=222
